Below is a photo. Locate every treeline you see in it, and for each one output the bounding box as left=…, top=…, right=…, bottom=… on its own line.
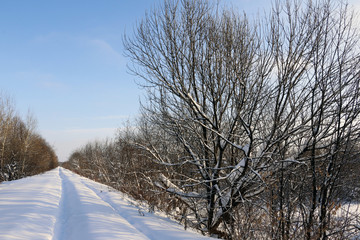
left=63, top=126, right=163, bottom=205
left=0, top=95, right=58, bottom=181
left=65, top=0, right=360, bottom=239
left=64, top=122, right=360, bottom=239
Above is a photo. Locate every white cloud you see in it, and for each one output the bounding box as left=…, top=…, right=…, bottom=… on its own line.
left=88, top=39, right=124, bottom=64
left=40, top=80, right=66, bottom=89
left=14, top=71, right=66, bottom=90
left=15, top=71, right=53, bottom=80
left=33, top=32, right=124, bottom=66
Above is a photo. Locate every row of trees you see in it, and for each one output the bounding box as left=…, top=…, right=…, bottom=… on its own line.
left=0, top=95, right=58, bottom=181
left=65, top=0, right=360, bottom=239
left=65, top=123, right=360, bottom=240
left=63, top=126, right=164, bottom=205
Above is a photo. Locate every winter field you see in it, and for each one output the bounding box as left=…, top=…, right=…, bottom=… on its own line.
left=0, top=167, right=214, bottom=240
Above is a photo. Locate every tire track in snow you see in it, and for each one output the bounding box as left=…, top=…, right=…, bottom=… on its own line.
left=79, top=180, right=156, bottom=240
left=78, top=176, right=213, bottom=240
left=0, top=167, right=213, bottom=240
left=52, top=168, right=65, bottom=240
left=52, top=168, right=92, bottom=240
left=59, top=169, right=151, bottom=240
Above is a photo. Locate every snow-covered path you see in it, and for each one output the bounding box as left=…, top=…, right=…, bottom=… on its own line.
left=0, top=167, right=214, bottom=240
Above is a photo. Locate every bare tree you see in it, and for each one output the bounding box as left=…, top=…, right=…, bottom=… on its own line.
left=20, top=111, right=37, bottom=174
left=0, top=95, right=15, bottom=171
left=0, top=94, right=58, bottom=181
left=124, top=0, right=360, bottom=238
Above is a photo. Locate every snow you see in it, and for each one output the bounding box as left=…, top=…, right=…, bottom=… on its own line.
left=227, top=157, right=247, bottom=183
left=0, top=167, right=215, bottom=240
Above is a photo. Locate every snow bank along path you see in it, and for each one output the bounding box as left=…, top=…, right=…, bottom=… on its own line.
left=0, top=167, right=214, bottom=240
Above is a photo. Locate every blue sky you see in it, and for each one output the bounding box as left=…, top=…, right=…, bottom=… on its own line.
left=0, top=0, right=358, bottom=162
left=0, top=0, right=156, bottom=162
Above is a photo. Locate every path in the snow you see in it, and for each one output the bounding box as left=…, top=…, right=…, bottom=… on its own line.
left=0, top=167, right=214, bottom=240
